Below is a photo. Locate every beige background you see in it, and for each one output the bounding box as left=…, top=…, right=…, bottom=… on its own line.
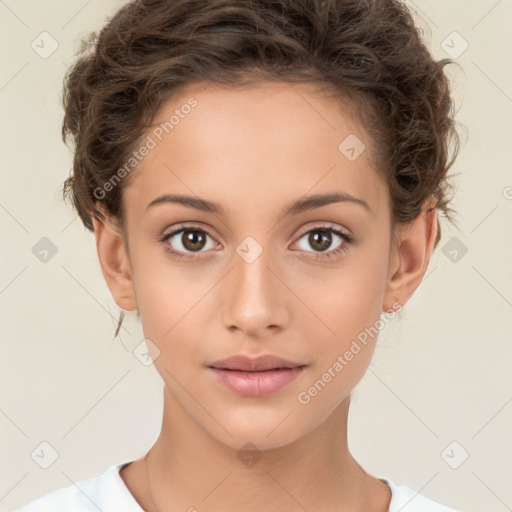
left=1, top=1, right=511, bottom=511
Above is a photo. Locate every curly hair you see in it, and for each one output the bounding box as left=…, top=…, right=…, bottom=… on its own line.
left=61, top=0, right=461, bottom=337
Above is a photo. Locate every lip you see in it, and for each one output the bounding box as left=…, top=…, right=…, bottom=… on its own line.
left=208, top=354, right=304, bottom=372
left=207, top=354, right=307, bottom=397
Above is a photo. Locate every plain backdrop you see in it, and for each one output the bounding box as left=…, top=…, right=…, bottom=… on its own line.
left=1, top=1, right=511, bottom=511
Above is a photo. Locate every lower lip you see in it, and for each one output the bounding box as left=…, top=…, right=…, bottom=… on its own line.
left=208, top=366, right=306, bottom=397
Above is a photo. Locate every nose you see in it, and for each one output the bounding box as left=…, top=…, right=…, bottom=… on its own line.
left=220, top=243, right=290, bottom=338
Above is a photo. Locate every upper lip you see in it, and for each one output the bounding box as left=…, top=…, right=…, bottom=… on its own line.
left=208, top=354, right=306, bottom=372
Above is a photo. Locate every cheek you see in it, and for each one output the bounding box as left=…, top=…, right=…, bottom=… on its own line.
left=299, top=281, right=384, bottom=410
left=134, top=275, right=209, bottom=344
left=298, top=250, right=388, bottom=342
left=297, top=244, right=389, bottom=381
left=129, top=250, right=218, bottom=367
left=130, top=236, right=206, bottom=316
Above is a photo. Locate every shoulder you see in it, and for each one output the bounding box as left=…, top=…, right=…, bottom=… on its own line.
left=16, top=462, right=142, bottom=512
left=383, top=478, right=459, bottom=512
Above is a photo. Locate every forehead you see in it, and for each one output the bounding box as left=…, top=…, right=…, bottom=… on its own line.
left=123, top=81, right=388, bottom=219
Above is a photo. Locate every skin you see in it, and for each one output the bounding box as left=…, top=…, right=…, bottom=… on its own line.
left=92, top=81, right=438, bottom=512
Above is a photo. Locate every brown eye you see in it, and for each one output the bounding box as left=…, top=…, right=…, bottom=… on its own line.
left=180, top=230, right=207, bottom=252
left=160, top=226, right=216, bottom=258
left=297, top=228, right=344, bottom=253
left=294, top=225, right=353, bottom=261
left=307, top=229, right=333, bottom=252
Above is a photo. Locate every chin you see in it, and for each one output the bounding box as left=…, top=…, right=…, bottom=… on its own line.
left=206, top=411, right=312, bottom=453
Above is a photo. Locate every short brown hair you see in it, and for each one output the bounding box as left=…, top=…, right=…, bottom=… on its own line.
left=61, top=0, right=462, bottom=336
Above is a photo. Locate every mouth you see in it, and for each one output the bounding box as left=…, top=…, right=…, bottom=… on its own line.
left=207, top=364, right=308, bottom=397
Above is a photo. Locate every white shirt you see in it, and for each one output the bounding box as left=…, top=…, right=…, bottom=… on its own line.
left=16, top=461, right=458, bottom=512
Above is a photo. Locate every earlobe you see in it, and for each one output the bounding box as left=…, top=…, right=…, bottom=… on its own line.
left=382, top=198, right=438, bottom=313
left=91, top=208, right=138, bottom=312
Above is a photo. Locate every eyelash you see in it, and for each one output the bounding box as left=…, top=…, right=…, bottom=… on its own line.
left=158, top=223, right=354, bottom=261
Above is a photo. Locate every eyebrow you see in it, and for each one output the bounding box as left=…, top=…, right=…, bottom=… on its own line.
left=145, top=191, right=371, bottom=216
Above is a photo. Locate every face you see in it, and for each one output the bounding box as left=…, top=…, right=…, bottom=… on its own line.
left=94, top=81, right=432, bottom=451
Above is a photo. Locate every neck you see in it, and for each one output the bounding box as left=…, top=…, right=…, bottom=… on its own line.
left=139, top=387, right=388, bottom=512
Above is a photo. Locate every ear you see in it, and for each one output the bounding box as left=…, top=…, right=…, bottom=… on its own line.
left=91, top=206, right=138, bottom=312
left=382, top=197, right=438, bottom=313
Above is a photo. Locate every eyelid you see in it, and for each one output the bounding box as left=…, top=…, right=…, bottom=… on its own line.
left=294, top=222, right=353, bottom=241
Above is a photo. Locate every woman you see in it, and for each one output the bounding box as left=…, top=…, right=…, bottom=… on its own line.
left=18, top=0, right=461, bottom=510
